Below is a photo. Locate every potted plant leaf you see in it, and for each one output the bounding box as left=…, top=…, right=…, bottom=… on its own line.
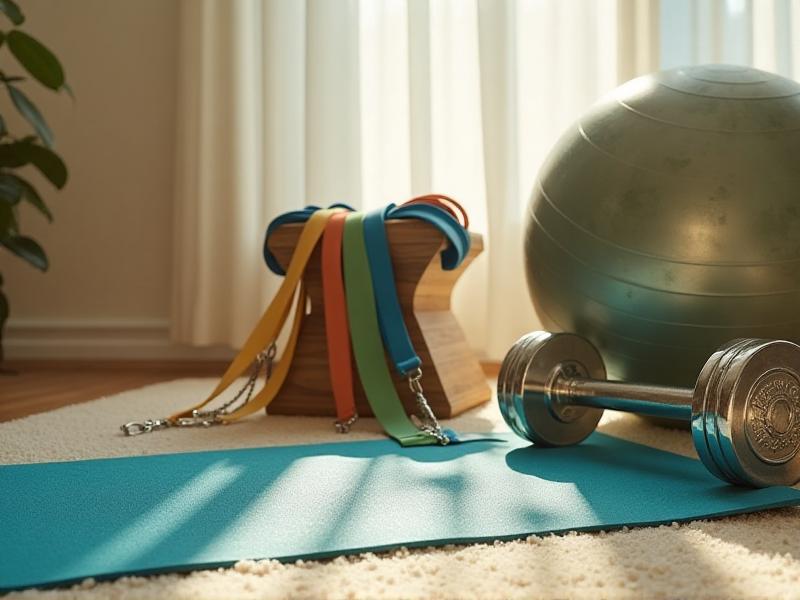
left=0, top=0, right=69, bottom=370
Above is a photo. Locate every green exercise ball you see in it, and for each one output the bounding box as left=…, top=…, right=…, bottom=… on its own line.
left=525, top=64, right=800, bottom=403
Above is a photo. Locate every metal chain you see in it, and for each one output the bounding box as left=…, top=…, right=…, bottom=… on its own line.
left=120, top=342, right=277, bottom=436
left=407, top=368, right=450, bottom=445
left=334, top=413, right=359, bottom=434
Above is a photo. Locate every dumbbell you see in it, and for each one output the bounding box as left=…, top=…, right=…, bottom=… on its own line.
left=497, top=331, right=800, bottom=488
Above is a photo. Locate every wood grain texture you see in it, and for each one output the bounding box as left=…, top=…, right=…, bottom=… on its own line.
left=266, top=219, right=491, bottom=418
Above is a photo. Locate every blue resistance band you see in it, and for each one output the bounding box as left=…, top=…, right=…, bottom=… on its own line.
left=362, top=203, right=470, bottom=375
left=263, top=203, right=355, bottom=276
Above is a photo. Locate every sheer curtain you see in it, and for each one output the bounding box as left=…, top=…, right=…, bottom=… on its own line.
left=660, top=0, right=800, bottom=77
left=171, top=0, right=705, bottom=360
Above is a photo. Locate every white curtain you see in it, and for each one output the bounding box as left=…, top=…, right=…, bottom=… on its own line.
left=660, top=0, right=800, bottom=78
left=173, top=0, right=731, bottom=360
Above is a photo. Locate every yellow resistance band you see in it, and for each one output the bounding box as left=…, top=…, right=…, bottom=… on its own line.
left=168, top=208, right=342, bottom=423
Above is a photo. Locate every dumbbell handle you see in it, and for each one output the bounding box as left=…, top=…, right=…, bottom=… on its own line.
left=540, top=374, right=695, bottom=421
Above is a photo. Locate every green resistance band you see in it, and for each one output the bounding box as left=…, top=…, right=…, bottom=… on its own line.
left=343, top=213, right=439, bottom=446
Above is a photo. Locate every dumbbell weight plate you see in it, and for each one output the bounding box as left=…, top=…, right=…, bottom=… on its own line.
left=499, top=332, right=606, bottom=446
left=496, top=332, right=521, bottom=434
left=498, top=331, right=550, bottom=440
left=709, top=339, right=773, bottom=485
left=502, top=331, right=557, bottom=441
left=704, top=338, right=763, bottom=485
left=498, top=331, right=546, bottom=439
left=691, top=338, right=748, bottom=483
left=720, top=339, right=800, bottom=487
left=499, top=331, right=567, bottom=443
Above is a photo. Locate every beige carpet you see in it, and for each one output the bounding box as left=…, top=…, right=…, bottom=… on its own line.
left=2, top=379, right=800, bottom=600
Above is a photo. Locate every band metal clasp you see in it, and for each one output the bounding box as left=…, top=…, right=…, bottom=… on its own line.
left=120, top=418, right=170, bottom=436
left=407, top=368, right=450, bottom=445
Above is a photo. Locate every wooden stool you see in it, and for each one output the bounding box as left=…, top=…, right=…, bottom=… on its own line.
left=266, top=219, right=491, bottom=418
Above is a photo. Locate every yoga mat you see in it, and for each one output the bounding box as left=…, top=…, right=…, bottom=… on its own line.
left=2, top=432, right=800, bottom=591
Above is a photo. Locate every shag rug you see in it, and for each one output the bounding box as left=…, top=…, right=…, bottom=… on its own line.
left=2, top=379, right=800, bottom=600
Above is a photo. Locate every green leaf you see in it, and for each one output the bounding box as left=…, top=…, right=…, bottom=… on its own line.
left=7, top=84, right=54, bottom=147
left=0, top=173, right=50, bottom=220
left=0, top=31, right=5, bottom=49
left=0, top=141, right=67, bottom=188
left=23, top=143, right=67, bottom=188
left=20, top=182, right=51, bottom=221
left=0, top=142, right=27, bottom=167
left=6, top=30, right=64, bottom=90
left=0, top=0, right=23, bottom=25
left=0, top=202, right=16, bottom=233
left=1, top=234, right=47, bottom=271
left=0, top=114, right=7, bottom=137
left=0, top=203, right=10, bottom=230
left=10, top=174, right=51, bottom=221
left=0, top=173, right=22, bottom=205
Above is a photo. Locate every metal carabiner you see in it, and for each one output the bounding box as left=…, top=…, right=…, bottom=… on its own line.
left=405, top=368, right=450, bottom=445
left=120, top=418, right=170, bottom=436
left=175, top=415, right=218, bottom=428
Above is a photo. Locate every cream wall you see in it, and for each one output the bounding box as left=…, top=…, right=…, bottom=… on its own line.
left=0, top=0, right=217, bottom=358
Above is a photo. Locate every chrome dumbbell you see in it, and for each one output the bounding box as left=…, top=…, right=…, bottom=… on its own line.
left=497, top=331, right=800, bottom=488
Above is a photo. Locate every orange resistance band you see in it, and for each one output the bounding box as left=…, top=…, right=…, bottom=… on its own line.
left=402, top=194, right=470, bottom=229
left=321, top=212, right=358, bottom=428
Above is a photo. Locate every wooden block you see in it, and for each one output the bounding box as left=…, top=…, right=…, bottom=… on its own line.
left=266, top=219, right=491, bottom=419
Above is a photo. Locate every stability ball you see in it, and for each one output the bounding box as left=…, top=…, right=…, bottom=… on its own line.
left=525, top=64, right=800, bottom=397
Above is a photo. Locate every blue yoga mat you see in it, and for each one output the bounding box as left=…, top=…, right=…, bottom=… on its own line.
left=2, top=432, right=800, bottom=591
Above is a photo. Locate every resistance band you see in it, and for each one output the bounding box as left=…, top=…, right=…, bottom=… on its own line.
left=264, top=198, right=469, bottom=376
left=321, top=211, right=358, bottom=430
left=258, top=196, right=471, bottom=443
left=263, top=203, right=354, bottom=276
left=401, top=193, right=470, bottom=229
left=342, top=213, right=443, bottom=446
left=362, top=202, right=471, bottom=375
left=261, top=203, right=359, bottom=430
left=122, top=197, right=471, bottom=447
left=121, top=209, right=344, bottom=435
left=171, top=208, right=343, bottom=422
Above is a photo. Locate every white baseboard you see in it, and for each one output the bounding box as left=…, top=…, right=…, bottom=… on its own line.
left=3, top=318, right=237, bottom=361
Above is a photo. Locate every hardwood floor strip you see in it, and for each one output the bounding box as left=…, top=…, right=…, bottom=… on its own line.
left=0, top=359, right=501, bottom=422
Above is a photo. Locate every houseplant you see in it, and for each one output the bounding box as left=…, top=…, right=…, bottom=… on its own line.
left=0, top=0, right=68, bottom=368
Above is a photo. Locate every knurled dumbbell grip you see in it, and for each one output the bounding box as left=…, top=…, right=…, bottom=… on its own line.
left=540, top=376, right=695, bottom=421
